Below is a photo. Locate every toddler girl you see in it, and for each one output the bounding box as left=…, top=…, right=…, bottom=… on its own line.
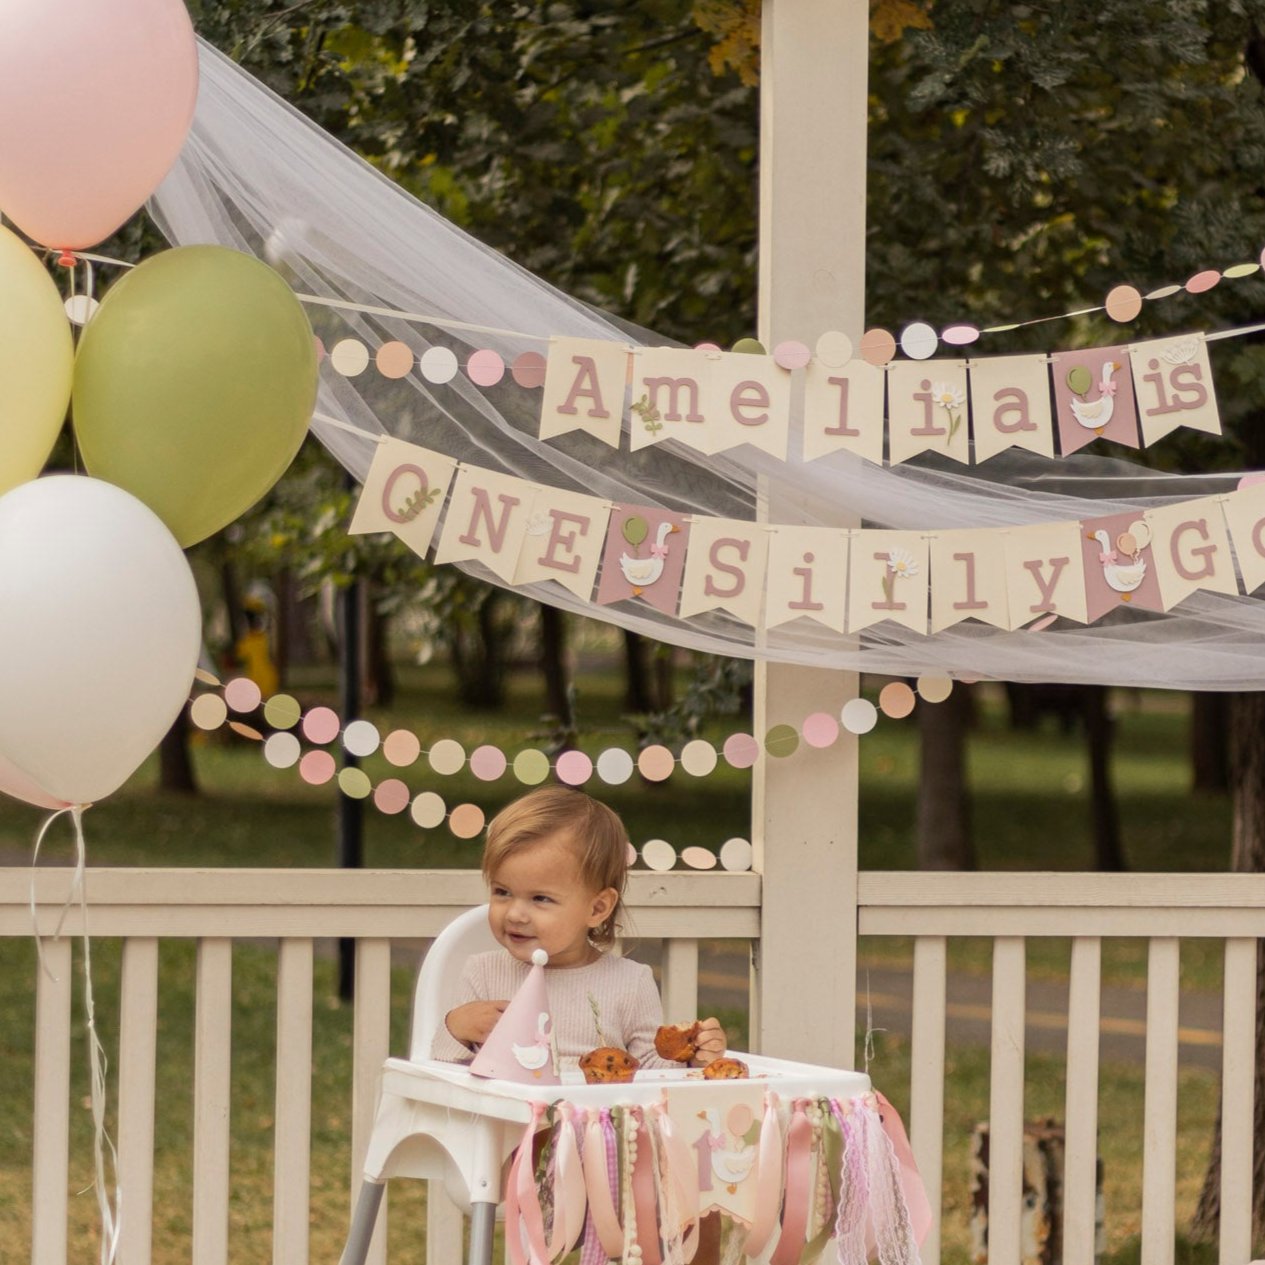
left=430, top=785, right=726, bottom=1069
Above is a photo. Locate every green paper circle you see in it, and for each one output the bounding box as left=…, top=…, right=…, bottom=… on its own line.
left=513, top=749, right=551, bottom=785
left=731, top=337, right=766, bottom=355
left=263, top=693, right=302, bottom=730
left=338, top=767, right=372, bottom=799
left=765, top=724, right=800, bottom=758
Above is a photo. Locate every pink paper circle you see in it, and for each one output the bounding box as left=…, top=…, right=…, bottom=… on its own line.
left=555, top=750, right=593, bottom=786
left=383, top=729, right=421, bottom=766
left=859, top=327, right=897, bottom=367
left=466, top=348, right=505, bottom=386
left=1237, top=471, right=1265, bottom=491
left=1185, top=269, right=1221, bottom=294
left=941, top=324, right=980, bottom=347
left=373, top=778, right=411, bottom=815
left=694, top=341, right=723, bottom=352
left=299, top=750, right=336, bottom=785
left=879, top=681, right=917, bottom=719
left=302, top=706, right=341, bottom=745
left=449, top=803, right=486, bottom=839
left=802, top=711, right=840, bottom=749
left=681, top=846, right=717, bottom=870
left=511, top=351, right=547, bottom=388
left=469, top=744, right=508, bottom=782
left=313, top=336, right=326, bottom=363
left=376, top=340, right=415, bottom=379
left=637, top=744, right=675, bottom=782
left=772, top=339, right=811, bottom=369
left=723, top=733, right=759, bottom=769
left=1104, top=284, right=1143, bottom=323
left=224, top=677, right=262, bottom=713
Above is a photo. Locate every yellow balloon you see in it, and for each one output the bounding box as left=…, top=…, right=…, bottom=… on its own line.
left=0, top=225, right=73, bottom=493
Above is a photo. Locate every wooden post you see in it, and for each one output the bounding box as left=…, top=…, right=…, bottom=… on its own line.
left=751, top=0, right=868, bottom=1066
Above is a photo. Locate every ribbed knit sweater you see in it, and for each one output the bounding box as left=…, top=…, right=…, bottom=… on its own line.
left=429, top=949, right=676, bottom=1070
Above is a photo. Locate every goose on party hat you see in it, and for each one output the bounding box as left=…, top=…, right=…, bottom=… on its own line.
left=469, top=949, right=559, bottom=1084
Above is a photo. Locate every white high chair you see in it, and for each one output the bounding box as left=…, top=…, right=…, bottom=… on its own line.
left=339, top=903, right=510, bottom=1265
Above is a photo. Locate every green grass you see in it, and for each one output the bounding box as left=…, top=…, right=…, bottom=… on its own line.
left=0, top=660, right=1247, bottom=1261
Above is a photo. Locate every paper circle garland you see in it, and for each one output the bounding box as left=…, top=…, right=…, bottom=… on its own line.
left=469, top=744, right=508, bottom=781
left=899, top=322, right=938, bottom=360
left=224, top=677, right=262, bottom=713
left=915, top=676, right=954, bottom=704
left=719, top=837, right=754, bottom=872
left=859, top=328, right=897, bottom=367
left=764, top=724, right=799, bottom=758
left=511, top=352, right=547, bottom=388
left=556, top=750, right=593, bottom=786
left=338, top=767, right=372, bottom=798
left=723, top=733, right=759, bottom=769
left=342, top=719, right=380, bottom=757
left=642, top=839, right=677, bottom=872
left=373, top=779, right=411, bottom=814
left=265, top=694, right=302, bottom=730
left=330, top=338, right=369, bottom=376
left=596, top=748, right=636, bottom=785
left=466, top=349, right=505, bottom=387
left=411, top=791, right=447, bottom=829
left=420, top=346, right=460, bottom=383
left=680, top=739, right=719, bottom=777
left=299, top=751, right=335, bottom=785
left=802, top=712, right=840, bottom=749
left=637, top=745, right=674, bottom=782
left=449, top=803, right=486, bottom=839
left=512, top=749, right=552, bottom=785
left=191, top=694, right=228, bottom=731
left=879, top=682, right=917, bottom=719
left=376, top=341, right=414, bottom=379
left=680, top=846, right=717, bottom=871
left=384, top=729, right=421, bottom=766
left=815, top=331, right=853, bottom=367
left=302, top=707, right=341, bottom=745
left=264, top=732, right=301, bottom=769
left=428, top=739, right=466, bottom=776
left=1105, top=284, right=1143, bottom=323
left=841, top=698, right=878, bottom=735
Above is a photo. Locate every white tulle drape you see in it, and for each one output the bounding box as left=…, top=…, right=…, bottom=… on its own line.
left=149, top=40, right=1265, bottom=690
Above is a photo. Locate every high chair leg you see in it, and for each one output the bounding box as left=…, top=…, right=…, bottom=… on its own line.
left=339, top=1179, right=385, bottom=1265
left=468, top=1200, right=497, bottom=1265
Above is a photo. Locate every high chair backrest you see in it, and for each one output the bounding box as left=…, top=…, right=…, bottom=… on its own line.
left=409, top=904, right=498, bottom=1060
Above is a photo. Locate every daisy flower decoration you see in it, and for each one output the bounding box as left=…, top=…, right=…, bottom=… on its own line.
left=931, top=381, right=967, bottom=442
left=882, top=546, right=919, bottom=603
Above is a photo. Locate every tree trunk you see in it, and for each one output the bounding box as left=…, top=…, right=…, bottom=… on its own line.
left=447, top=590, right=507, bottom=708
left=1190, top=691, right=1231, bottom=793
left=1191, top=691, right=1265, bottom=1244
left=623, top=630, right=654, bottom=713
left=539, top=604, right=572, bottom=726
left=1085, top=686, right=1127, bottom=871
left=360, top=587, right=394, bottom=709
left=916, top=683, right=975, bottom=870
left=158, top=707, right=198, bottom=795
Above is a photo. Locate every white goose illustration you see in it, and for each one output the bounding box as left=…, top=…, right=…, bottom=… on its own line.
left=1070, top=361, right=1121, bottom=433
left=698, top=1107, right=758, bottom=1189
left=619, top=521, right=678, bottom=594
left=512, top=1011, right=553, bottom=1071
left=1090, top=529, right=1147, bottom=594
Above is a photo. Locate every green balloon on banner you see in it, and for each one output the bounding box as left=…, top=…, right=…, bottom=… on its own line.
left=1066, top=364, right=1093, bottom=397
left=72, top=245, right=318, bottom=547
left=622, top=515, right=648, bottom=548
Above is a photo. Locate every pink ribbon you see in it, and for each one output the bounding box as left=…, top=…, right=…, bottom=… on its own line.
left=742, top=1091, right=784, bottom=1259
left=582, top=1108, right=625, bottom=1259
left=873, top=1090, right=933, bottom=1248
left=629, top=1108, right=663, bottom=1265
left=649, top=1100, right=700, bottom=1260
left=1101, top=379, right=1119, bottom=398
left=548, top=1104, right=587, bottom=1258
left=504, top=1102, right=548, bottom=1265
left=768, top=1099, right=814, bottom=1265
left=649, top=542, right=669, bottom=558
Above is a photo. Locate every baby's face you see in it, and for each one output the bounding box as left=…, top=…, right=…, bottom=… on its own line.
left=487, top=833, right=613, bottom=968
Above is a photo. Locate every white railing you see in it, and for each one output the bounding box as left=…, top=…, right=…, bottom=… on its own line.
left=4, top=867, right=1260, bottom=1265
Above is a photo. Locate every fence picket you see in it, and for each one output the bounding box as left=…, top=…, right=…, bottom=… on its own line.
left=353, top=939, right=392, bottom=1265
left=1141, top=937, right=1180, bottom=1265
left=32, top=934, right=73, bottom=1265
left=987, top=937, right=1026, bottom=1265
left=1218, top=937, right=1257, bottom=1265
left=118, top=937, right=160, bottom=1265
left=661, top=937, right=700, bottom=1025
left=910, top=935, right=946, bottom=1263
left=193, top=938, right=233, bottom=1265
left=274, top=938, right=315, bottom=1265
left=1063, top=936, right=1101, bottom=1265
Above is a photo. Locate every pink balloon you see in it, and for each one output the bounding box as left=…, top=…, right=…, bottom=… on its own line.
left=0, top=0, right=198, bottom=249
left=0, top=746, right=69, bottom=811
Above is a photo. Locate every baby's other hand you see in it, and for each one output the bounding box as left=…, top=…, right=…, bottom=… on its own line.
left=689, top=1017, right=727, bottom=1066
left=446, top=1000, right=507, bottom=1048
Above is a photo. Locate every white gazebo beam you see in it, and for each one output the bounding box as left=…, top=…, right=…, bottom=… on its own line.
left=751, top=0, right=868, bottom=1067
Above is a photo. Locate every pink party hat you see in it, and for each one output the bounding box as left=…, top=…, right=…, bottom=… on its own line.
left=470, top=949, right=559, bottom=1084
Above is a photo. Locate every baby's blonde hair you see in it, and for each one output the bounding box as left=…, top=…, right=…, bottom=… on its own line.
left=482, top=787, right=629, bottom=947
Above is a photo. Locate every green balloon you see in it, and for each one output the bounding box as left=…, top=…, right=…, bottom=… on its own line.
left=622, top=515, right=648, bottom=547
left=73, top=246, right=317, bottom=547
left=1066, top=365, right=1093, bottom=396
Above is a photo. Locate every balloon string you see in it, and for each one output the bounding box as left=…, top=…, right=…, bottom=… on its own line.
left=29, top=805, right=75, bottom=982
left=71, top=804, right=123, bottom=1265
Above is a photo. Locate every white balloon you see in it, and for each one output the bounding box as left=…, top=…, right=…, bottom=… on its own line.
left=0, top=476, right=201, bottom=805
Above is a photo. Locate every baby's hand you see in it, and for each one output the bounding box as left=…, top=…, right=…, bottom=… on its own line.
left=689, top=1017, right=728, bottom=1066
left=446, top=1000, right=508, bottom=1048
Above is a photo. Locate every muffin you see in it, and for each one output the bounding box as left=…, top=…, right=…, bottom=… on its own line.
left=654, top=1021, right=702, bottom=1063
left=578, top=1046, right=640, bottom=1084
left=701, top=1057, right=748, bottom=1080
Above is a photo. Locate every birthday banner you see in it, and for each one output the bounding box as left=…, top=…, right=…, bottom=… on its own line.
left=535, top=331, right=1222, bottom=466
left=351, top=436, right=1265, bottom=636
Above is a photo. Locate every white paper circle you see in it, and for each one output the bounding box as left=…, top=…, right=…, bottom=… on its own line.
left=65, top=294, right=99, bottom=326
left=343, top=719, right=381, bottom=758
left=263, top=731, right=301, bottom=769
left=916, top=676, right=954, bottom=704
left=641, top=839, right=677, bottom=871
left=428, top=738, right=466, bottom=776
left=679, top=739, right=718, bottom=777
left=815, top=330, right=853, bottom=367
left=411, top=791, right=447, bottom=829
left=841, top=697, right=878, bottom=734
left=420, top=346, right=460, bottom=383
left=330, top=338, right=370, bottom=376
left=719, top=837, right=754, bottom=872
left=681, top=846, right=718, bottom=870
left=190, top=694, right=227, bottom=730
left=900, top=322, right=939, bottom=360
left=596, top=747, right=635, bottom=785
